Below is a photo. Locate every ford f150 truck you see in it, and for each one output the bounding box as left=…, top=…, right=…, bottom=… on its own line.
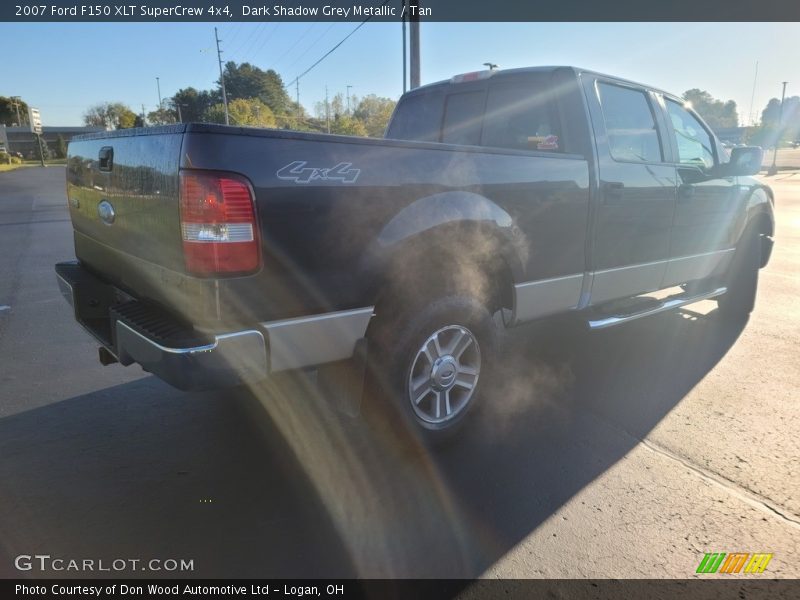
left=56, top=66, right=774, bottom=442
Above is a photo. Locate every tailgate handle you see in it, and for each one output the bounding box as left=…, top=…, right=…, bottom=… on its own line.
left=98, top=147, right=113, bottom=172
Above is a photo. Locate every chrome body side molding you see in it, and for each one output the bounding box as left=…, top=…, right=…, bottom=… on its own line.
left=512, top=273, right=584, bottom=323
left=262, top=307, right=374, bottom=372
left=661, top=248, right=734, bottom=289
left=589, top=259, right=668, bottom=305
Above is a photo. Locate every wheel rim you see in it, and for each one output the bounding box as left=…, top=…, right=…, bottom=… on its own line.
left=407, top=325, right=481, bottom=427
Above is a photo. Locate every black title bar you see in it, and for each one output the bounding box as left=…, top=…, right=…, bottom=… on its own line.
left=5, top=0, right=800, bottom=22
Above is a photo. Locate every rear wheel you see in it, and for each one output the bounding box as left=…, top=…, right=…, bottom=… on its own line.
left=717, top=226, right=761, bottom=321
left=366, top=295, right=496, bottom=445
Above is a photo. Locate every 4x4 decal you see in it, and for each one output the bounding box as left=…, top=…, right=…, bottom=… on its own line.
left=276, top=161, right=361, bottom=184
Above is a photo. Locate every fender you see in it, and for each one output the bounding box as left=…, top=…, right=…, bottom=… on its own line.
left=743, top=184, right=775, bottom=236
left=358, top=191, right=528, bottom=299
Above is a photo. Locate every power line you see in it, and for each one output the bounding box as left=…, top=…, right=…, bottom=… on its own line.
left=251, top=22, right=281, bottom=60
left=287, top=0, right=391, bottom=88
left=284, top=23, right=336, bottom=72
left=272, top=23, right=318, bottom=70
left=238, top=22, right=272, bottom=61
left=229, top=22, right=265, bottom=59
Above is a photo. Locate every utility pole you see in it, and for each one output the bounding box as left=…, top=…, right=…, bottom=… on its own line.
left=176, top=104, right=183, bottom=123
left=747, top=61, right=759, bottom=126
left=402, top=0, right=407, bottom=93
left=156, top=77, right=162, bottom=109
left=11, top=96, right=22, bottom=126
left=768, top=81, right=789, bottom=176
left=346, top=85, right=353, bottom=114
left=325, top=85, right=331, bottom=134
left=214, top=27, right=230, bottom=125
left=141, top=104, right=147, bottom=127
left=409, top=1, right=421, bottom=89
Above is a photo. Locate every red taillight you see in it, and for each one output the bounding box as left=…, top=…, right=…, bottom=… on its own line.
left=179, top=170, right=260, bottom=276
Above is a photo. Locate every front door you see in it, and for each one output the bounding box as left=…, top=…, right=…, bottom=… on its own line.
left=584, top=78, right=678, bottom=304
left=661, top=98, right=739, bottom=287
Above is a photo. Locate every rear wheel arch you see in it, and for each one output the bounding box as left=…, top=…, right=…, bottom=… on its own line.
left=368, top=222, right=518, bottom=328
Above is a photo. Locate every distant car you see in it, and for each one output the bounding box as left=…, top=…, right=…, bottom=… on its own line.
left=791, top=141, right=800, bottom=149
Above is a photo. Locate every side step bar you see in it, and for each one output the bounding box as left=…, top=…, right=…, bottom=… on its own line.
left=587, top=287, right=727, bottom=330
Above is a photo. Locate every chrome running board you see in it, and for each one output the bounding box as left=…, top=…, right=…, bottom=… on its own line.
left=587, top=287, right=727, bottom=330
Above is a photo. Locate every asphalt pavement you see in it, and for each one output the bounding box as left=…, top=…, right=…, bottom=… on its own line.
left=0, top=166, right=797, bottom=579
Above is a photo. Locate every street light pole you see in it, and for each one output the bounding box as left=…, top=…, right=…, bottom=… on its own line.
left=346, top=85, right=353, bottom=114
left=768, top=81, right=789, bottom=176
left=156, top=77, right=162, bottom=109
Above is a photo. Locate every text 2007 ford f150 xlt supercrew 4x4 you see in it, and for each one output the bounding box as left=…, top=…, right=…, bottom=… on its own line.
left=56, top=66, right=774, bottom=442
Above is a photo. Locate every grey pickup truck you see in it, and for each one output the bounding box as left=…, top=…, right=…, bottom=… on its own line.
left=56, top=66, right=774, bottom=442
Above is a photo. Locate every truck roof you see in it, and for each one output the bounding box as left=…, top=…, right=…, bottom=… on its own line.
left=407, top=66, right=676, bottom=101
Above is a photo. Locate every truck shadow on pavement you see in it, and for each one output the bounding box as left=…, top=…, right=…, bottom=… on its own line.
left=0, top=307, right=746, bottom=579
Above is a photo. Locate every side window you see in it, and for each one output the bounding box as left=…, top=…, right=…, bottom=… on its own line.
left=482, top=79, right=562, bottom=152
left=441, top=91, right=485, bottom=146
left=385, top=92, right=443, bottom=143
left=598, top=82, right=663, bottom=163
left=666, top=100, right=715, bottom=169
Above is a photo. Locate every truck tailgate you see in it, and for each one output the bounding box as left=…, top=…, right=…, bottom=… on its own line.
left=66, top=126, right=184, bottom=274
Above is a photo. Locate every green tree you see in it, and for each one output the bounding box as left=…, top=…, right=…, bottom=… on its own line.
left=117, top=107, right=139, bottom=129
left=0, top=96, right=30, bottom=126
left=220, top=62, right=293, bottom=115
left=353, top=95, right=397, bottom=137
left=330, top=115, right=368, bottom=136
left=146, top=107, right=177, bottom=125
left=761, top=96, right=800, bottom=131
left=171, top=87, right=215, bottom=123
left=206, top=98, right=276, bottom=127
left=682, top=89, right=739, bottom=129
left=83, top=102, right=138, bottom=130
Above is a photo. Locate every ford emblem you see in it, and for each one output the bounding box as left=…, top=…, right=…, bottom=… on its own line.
left=97, top=200, right=115, bottom=225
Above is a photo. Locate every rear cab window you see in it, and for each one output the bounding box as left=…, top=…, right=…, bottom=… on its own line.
left=385, top=91, right=444, bottom=142
left=482, top=76, right=563, bottom=153
left=441, top=91, right=486, bottom=146
left=387, top=70, right=581, bottom=155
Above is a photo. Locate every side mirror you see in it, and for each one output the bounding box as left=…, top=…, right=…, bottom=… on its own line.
left=726, top=146, right=763, bottom=176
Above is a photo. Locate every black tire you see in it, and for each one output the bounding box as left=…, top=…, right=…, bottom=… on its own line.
left=365, top=294, right=496, bottom=446
left=717, top=226, right=761, bottom=321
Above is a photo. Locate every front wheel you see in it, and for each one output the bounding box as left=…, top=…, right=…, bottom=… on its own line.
left=366, top=295, right=496, bottom=445
left=717, top=227, right=761, bottom=321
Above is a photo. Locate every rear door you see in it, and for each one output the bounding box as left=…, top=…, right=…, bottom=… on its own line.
left=659, top=97, right=739, bottom=286
left=582, top=76, right=678, bottom=304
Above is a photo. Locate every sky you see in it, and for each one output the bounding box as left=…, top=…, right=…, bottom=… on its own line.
left=1, top=21, right=799, bottom=126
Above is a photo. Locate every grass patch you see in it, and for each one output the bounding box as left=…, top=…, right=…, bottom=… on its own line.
left=22, top=159, right=67, bottom=166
